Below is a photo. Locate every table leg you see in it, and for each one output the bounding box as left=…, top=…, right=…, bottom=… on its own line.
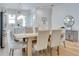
left=27, top=38, right=32, bottom=56
left=22, top=38, right=25, bottom=52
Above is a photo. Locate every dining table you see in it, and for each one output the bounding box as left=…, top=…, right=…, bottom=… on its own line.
left=14, top=33, right=38, bottom=56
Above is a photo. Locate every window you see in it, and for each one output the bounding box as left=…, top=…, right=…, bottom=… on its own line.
left=8, top=14, right=16, bottom=24
left=7, top=12, right=34, bottom=27
left=17, top=15, right=26, bottom=27
left=26, top=15, right=33, bottom=27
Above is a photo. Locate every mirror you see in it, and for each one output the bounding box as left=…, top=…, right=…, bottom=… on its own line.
left=42, top=17, right=48, bottom=25
left=64, top=15, right=75, bottom=28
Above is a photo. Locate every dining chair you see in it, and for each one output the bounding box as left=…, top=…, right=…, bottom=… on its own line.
left=14, top=27, right=25, bottom=34
left=7, top=30, right=27, bottom=56
left=35, top=27, right=38, bottom=33
left=61, top=29, right=66, bottom=48
left=20, top=27, right=33, bottom=46
left=25, top=27, right=33, bottom=33
left=33, top=30, right=50, bottom=56
left=50, top=30, right=62, bottom=56
left=14, top=27, right=26, bottom=43
left=60, top=27, right=66, bottom=48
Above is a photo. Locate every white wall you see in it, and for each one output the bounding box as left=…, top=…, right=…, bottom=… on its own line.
left=52, top=4, right=79, bottom=41
left=35, top=7, right=52, bottom=30
left=2, top=7, right=52, bottom=31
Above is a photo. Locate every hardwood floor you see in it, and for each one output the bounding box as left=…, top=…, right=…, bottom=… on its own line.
left=0, top=34, right=79, bottom=56
left=59, top=41, right=79, bottom=56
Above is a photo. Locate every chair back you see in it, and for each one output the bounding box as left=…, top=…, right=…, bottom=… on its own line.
left=7, top=30, right=16, bottom=48
left=50, top=30, right=62, bottom=47
left=35, top=27, right=38, bottom=33
left=14, top=27, right=25, bottom=34
left=35, top=30, right=50, bottom=51
left=25, top=27, right=33, bottom=33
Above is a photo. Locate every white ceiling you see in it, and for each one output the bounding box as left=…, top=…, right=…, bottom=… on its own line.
left=0, top=3, right=53, bottom=11
left=1, top=3, right=79, bottom=11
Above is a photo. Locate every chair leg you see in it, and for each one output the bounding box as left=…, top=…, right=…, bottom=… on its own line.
left=23, top=38, right=25, bottom=42
left=22, top=48, right=25, bottom=52
left=50, top=48, right=52, bottom=56
left=36, top=51, right=39, bottom=56
left=12, top=49, right=14, bottom=56
left=63, top=41, right=66, bottom=48
left=44, top=49, right=48, bottom=56
left=42, top=50, right=45, bottom=56
left=40, top=50, right=43, bottom=56
left=9, top=49, right=12, bottom=56
left=57, top=46, right=59, bottom=56
left=22, top=38, right=25, bottom=52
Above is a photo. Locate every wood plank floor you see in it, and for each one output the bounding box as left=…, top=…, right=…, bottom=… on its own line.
left=0, top=35, right=79, bottom=56
left=59, top=41, right=79, bottom=56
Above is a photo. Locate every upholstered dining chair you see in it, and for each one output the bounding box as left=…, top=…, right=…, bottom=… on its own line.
left=35, top=27, right=38, bottom=33
left=7, top=30, right=27, bottom=56
left=25, top=27, right=33, bottom=33
left=14, top=27, right=25, bottom=34
left=33, top=30, right=50, bottom=56
left=50, top=30, right=62, bottom=56
left=61, top=29, right=66, bottom=48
